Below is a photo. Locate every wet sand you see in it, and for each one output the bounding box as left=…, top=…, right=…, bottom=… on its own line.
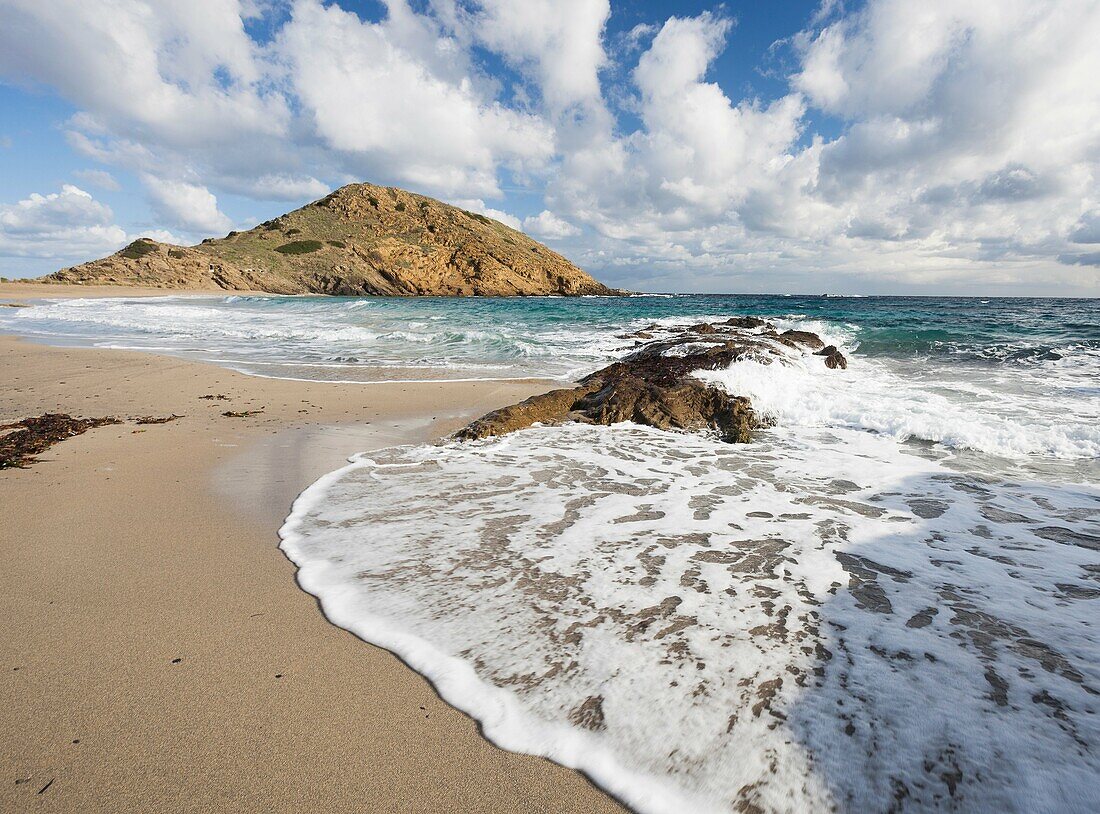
left=0, top=281, right=274, bottom=299
left=0, top=329, right=626, bottom=813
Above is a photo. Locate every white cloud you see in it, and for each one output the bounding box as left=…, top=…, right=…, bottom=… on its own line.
left=0, top=185, right=128, bottom=258
left=141, top=176, right=233, bottom=234
left=279, top=0, right=554, bottom=198
left=221, top=174, right=330, bottom=201
left=0, top=0, right=286, bottom=148
left=543, top=13, right=809, bottom=246
left=0, top=0, right=557, bottom=240
left=783, top=0, right=1100, bottom=285
left=1070, top=211, right=1100, bottom=244
left=453, top=199, right=523, bottom=231
left=469, top=0, right=611, bottom=114
left=73, top=169, right=121, bottom=191
left=540, top=2, right=1100, bottom=293
left=524, top=210, right=581, bottom=238
left=0, top=0, right=1098, bottom=292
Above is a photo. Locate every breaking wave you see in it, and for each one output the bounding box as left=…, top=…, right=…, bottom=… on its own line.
left=697, top=350, right=1100, bottom=459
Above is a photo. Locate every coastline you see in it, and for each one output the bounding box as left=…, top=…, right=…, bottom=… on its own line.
left=0, top=282, right=277, bottom=300
left=5, top=284, right=1096, bottom=810
left=0, top=329, right=625, bottom=813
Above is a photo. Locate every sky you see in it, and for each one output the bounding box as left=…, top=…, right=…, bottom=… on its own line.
left=1, top=0, right=1098, bottom=295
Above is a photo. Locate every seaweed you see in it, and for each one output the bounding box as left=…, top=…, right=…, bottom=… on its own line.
left=134, top=415, right=183, bottom=425
left=1, top=413, right=121, bottom=469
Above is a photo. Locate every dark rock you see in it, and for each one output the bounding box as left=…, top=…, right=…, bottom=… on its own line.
left=814, top=344, right=848, bottom=369
left=724, top=317, right=770, bottom=329
left=685, top=322, right=718, bottom=334
left=779, top=330, right=825, bottom=350
left=457, top=318, right=843, bottom=443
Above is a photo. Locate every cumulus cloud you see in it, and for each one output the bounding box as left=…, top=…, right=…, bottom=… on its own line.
left=0, top=185, right=128, bottom=258
left=453, top=199, right=523, bottom=230
left=542, top=12, right=809, bottom=250
left=1069, top=211, right=1100, bottom=244
left=0, top=0, right=286, bottom=148
left=0, top=0, right=1097, bottom=292
left=279, top=0, right=554, bottom=198
left=524, top=210, right=581, bottom=238
left=543, top=1, right=1100, bottom=292
left=789, top=0, right=1099, bottom=283
left=469, top=0, right=611, bottom=114
left=141, top=176, right=232, bottom=234
left=0, top=0, right=557, bottom=236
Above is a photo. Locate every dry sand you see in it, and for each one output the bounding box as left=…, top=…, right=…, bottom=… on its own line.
left=0, top=326, right=625, bottom=813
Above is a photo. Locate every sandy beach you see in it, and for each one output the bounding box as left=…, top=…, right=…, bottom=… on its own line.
left=1, top=282, right=258, bottom=299
left=3, top=3, right=1096, bottom=807
left=0, top=291, right=625, bottom=812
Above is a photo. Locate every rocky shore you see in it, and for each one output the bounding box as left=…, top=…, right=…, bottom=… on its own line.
left=457, top=317, right=846, bottom=442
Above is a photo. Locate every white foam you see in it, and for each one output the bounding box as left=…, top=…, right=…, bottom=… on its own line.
left=280, top=423, right=1100, bottom=813
left=696, top=349, right=1100, bottom=460
left=5, top=297, right=1098, bottom=461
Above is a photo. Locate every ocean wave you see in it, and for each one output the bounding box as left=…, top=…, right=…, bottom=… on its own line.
left=11, top=299, right=384, bottom=345
left=696, top=349, right=1100, bottom=459
left=4, top=297, right=1096, bottom=448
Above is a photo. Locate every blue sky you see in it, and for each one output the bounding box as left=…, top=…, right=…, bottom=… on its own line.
left=1, top=0, right=1098, bottom=295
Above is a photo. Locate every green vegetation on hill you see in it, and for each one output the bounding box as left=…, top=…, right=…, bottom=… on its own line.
left=275, top=240, right=324, bottom=255
left=118, top=240, right=159, bottom=259
left=41, top=181, right=614, bottom=297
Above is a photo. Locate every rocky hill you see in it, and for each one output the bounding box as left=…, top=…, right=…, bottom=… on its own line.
left=37, top=183, right=613, bottom=296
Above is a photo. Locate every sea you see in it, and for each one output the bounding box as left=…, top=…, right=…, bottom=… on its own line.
left=3, top=293, right=1098, bottom=812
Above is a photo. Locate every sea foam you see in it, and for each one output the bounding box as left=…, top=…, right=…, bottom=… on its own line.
left=281, top=423, right=1100, bottom=813
left=696, top=347, right=1100, bottom=460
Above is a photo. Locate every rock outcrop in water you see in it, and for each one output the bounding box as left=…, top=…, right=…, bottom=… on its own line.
left=34, top=183, right=614, bottom=297
left=457, top=318, right=846, bottom=443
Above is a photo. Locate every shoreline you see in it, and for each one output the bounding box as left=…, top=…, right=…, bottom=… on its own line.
left=0, top=282, right=276, bottom=300
left=0, top=332, right=624, bottom=813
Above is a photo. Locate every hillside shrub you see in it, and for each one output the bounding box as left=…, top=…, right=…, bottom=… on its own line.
left=275, top=240, right=324, bottom=255
left=462, top=210, right=493, bottom=225
left=119, top=240, right=159, bottom=259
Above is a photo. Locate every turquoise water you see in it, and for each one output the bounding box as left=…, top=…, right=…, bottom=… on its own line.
left=3, top=292, right=1097, bottom=376
left=4, top=293, right=1096, bottom=461
left=4, top=293, right=1099, bottom=812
